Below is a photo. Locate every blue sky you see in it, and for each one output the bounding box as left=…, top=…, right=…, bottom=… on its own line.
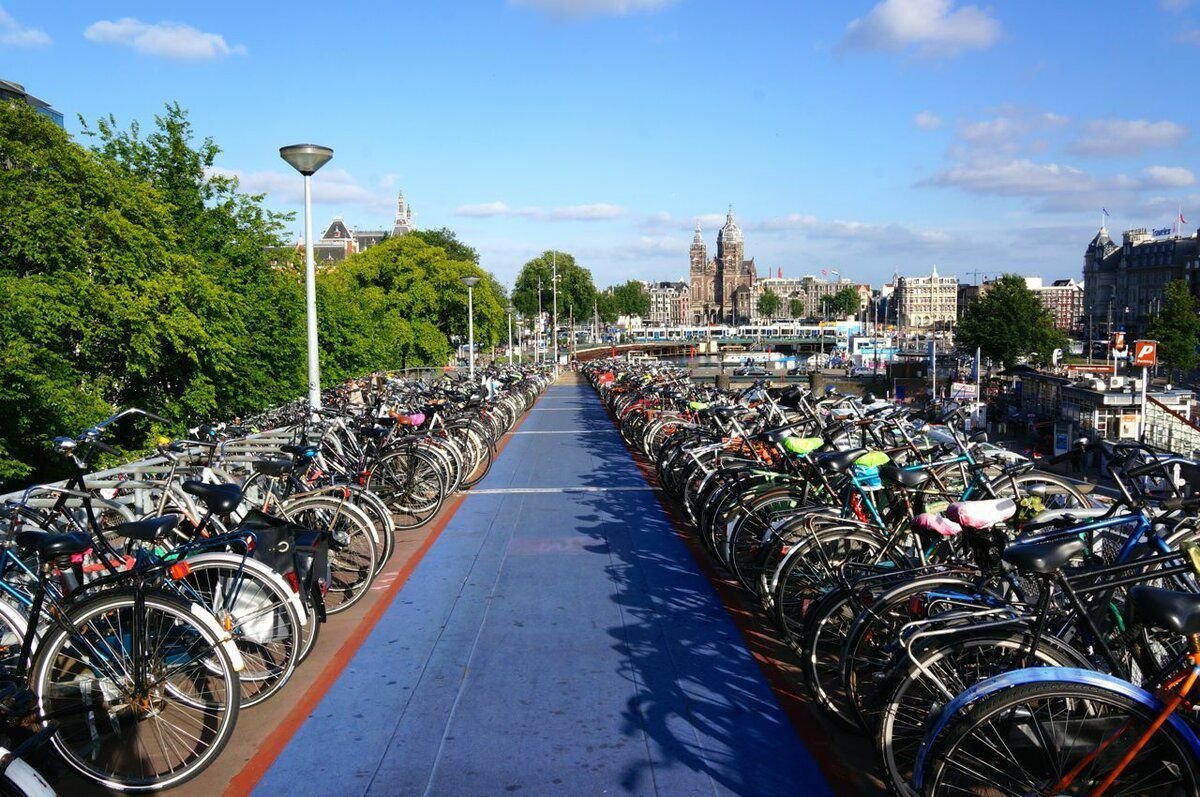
left=3, top=0, right=1200, bottom=289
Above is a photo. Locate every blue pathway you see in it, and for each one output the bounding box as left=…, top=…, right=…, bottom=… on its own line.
left=254, top=383, right=831, bottom=797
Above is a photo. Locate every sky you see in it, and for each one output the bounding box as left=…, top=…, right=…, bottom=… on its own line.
left=3, top=0, right=1200, bottom=290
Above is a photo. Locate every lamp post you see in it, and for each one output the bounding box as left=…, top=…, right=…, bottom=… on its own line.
left=279, top=143, right=334, bottom=411
left=507, top=303, right=514, bottom=365
left=461, top=275, right=480, bottom=381
left=551, top=253, right=559, bottom=377
left=536, top=278, right=543, bottom=365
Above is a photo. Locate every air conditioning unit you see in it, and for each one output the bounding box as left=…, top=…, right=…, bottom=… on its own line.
left=1109, top=376, right=1126, bottom=390
left=1089, top=379, right=1107, bottom=391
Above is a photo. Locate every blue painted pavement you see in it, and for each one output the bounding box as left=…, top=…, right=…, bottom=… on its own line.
left=254, top=382, right=831, bottom=797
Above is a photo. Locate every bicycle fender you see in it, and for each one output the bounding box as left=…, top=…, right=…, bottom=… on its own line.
left=186, top=602, right=246, bottom=673
left=911, top=666, right=1200, bottom=789
left=0, top=747, right=55, bottom=797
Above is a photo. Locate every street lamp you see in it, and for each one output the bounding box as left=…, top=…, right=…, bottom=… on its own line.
left=506, top=303, right=514, bottom=365
left=551, top=253, right=560, bottom=377
left=461, top=275, right=480, bottom=381
left=279, top=143, right=334, bottom=411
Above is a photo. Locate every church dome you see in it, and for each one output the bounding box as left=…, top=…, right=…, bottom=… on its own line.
left=718, top=210, right=743, bottom=244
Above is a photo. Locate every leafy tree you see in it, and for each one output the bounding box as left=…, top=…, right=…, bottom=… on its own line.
left=956, top=274, right=1067, bottom=367
left=608, top=280, right=650, bottom=318
left=827, top=287, right=861, bottom=318
left=788, top=297, right=804, bottom=319
left=757, top=288, right=782, bottom=319
left=410, top=228, right=478, bottom=265
left=596, top=290, right=619, bottom=324
left=511, top=250, right=596, bottom=327
left=1147, top=280, right=1200, bottom=378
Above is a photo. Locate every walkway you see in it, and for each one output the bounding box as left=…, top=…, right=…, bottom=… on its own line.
left=251, top=382, right=832, bottom=797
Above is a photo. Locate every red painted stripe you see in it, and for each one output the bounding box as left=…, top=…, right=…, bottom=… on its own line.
left=224, top=395, right=541, bottom=797
left=592, top=386, right=873, bottom=797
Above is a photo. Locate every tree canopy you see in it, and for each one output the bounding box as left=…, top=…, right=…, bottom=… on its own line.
left=1147, top=280, right=1200, bottom=376
left=608, top=280, right=650, bottom=318
left=788, top=297, right=804, bottom=319
left=511, top=251, right=596, bottom=325
left=826, top=287, right=861, bottom=318
left=757, top=288, right=782, bottom=319
left=956, top=274, right=1067, bottom=367
left=0, top=101, right=488, bottom=488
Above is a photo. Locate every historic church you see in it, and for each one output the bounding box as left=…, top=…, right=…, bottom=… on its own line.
left=689, top=209, right=757, bottom=324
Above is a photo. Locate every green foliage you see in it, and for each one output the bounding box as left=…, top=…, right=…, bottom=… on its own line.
left=757, top=288, right=782, bottom=319
left=511, top=251, right=597, bottom=325
left=956, top=274, right=1067, bottom=367
left=607, top=281, right=650, bottom=318
left=1147, top=280, right=1200, bottom=374
left=0, top=102, right=486, bottom=488
left=827, top=286, right=861, bottom=318
left=596, top=291, right=619, bottom=324
left=788, top=297, right=804, bottom=319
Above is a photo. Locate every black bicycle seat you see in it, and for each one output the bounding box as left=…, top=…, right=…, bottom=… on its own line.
left=15, top=531, right=91, bottom=559
left=817, top=448, right=868, bottom=473
left=1129, top=586, right=1200, bottom=636
left=253, top=458, right=294, bottom=477
left=1001, top=536, right=1086, bottom=575
left=182, top=481, right=243, bottom=515
left=113, top=514, right=181, bottom=544
left=879, top=465, right=932, bottom=489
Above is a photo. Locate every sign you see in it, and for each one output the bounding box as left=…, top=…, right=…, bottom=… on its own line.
left=1132, top=339, right=1157, bottom=368
left=1153, top=227, right=1173, bottom=237
left=1067, top=363, right=1120, bottom=374
left=1111, top=331, right=1126, bottom=353
left=950, top=382, right=977, bottom=400
left=1119, top=414, right=1139, bottom=440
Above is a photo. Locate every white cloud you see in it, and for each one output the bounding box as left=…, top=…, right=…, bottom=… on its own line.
left=922, top=159, right=1096, bottom=197
left=1142, top=165, right=1195, bottom=187
left=0, top=7, right=49, bottom=46
left=509, top=0, right=676, bottom=17
left=914, top=111, right=942, bottom=130
left=1068, top=118, right=1187, bottom=157
left=85, top=18, right=246, bottom=60
left=453, top=200, right=624, bottom=221
left=841, top=0, right=1000, bottom=58
left=208, top=167, right=394, bottom=214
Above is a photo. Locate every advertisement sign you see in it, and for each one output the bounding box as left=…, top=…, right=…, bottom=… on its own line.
left=950, top=382, right=977, bottom=400
left=1111, top=331, right=1127, bottom=353
left=1119, top=415, right=1139, bottom=440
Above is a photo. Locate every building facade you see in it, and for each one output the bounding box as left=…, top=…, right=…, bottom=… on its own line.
left=894, top=265, right=958, bottom=330
left=689, top=210, right=757, bottom=324
left=0, top=79, right=62, bottom=127
left=959, top=276, right=1083, bottom=332
left=748, top=276, right=855, bottom=322
left=646, top=281, right=690, bottom=326
left=311, top=191, right=415, bottom=265
left=1084, top=225, right=1200, bottom=337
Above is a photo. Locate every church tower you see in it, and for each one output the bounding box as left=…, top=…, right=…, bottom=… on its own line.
left=391, top=191, right=413, bottom=237
left=716, top=209, right=744, bottom=315
left=689, top=226, right=709, bottom=323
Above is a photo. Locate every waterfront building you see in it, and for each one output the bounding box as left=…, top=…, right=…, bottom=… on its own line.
left=689, top=210, right=758, bottom=324
left=959, top=277, right=1083, bottom=333
left=0, top=79, right=62, bottom=127
left=646, top=281, right=690, bottom=326
left=1084, top=225, right=1200, bottom=337
left=894, top=265, right=958, bottom=330
left=748, top=275, right=854, bottom=322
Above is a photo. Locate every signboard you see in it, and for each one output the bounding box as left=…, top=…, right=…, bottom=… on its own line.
left=950, top=382, right=977, bottom=400
left=1132, top=340, right=1158, bottom=368
left=1119, top=414, right=1139, bottom=440
left=1111, top=331, right=1127, bottom=353
left=1067, top=364, right=1118, bottom=374
left=1153, top=227, right=1173, bottom=237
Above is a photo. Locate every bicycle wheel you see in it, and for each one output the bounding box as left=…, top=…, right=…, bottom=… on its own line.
left=369, top=448, right=446, bottom=530
left=176, top=555, right=302, bottom=708
left=284, top=496, right=377, bottom=615
left=924, top=680, right=1200, bottom=796
left=32, top=588, right=240, bottom=792
left=876, top=630, right=1087, bottom=797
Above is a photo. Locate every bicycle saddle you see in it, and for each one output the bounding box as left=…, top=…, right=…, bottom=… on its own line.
left=817, top=448, right=868, bottom=473
left=253, top=458, right=294, bottom=477
left=947, top=498, right=1016, bottom=530
left=1129, top=585, right=1200, bottom=636
left=15, top=531, right=91, bottom=559
left=879, top=465, right=932, bottom=489
left=1000, top=535, right=1086, bottom=575
left=182, top=481, right=243, bottom=515
left=113, top=514, right=181, bottom=543
left=912, top=513, right=962, bottom=538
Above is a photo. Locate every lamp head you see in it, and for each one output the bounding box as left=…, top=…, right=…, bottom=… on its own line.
left=460, top=275, right=481, bottom=288
left=279, top=144, right=333, bottom=176
left=507, top=303, right=515, bottom=314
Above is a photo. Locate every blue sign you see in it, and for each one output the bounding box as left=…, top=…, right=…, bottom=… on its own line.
left=1153, top=227, right=1172, bottom=236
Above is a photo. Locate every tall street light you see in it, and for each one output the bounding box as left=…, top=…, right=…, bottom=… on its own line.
left=279, top=143, right=334, bottom=411
left=551, top=253, right=559, bottom=377
left=506, top=303, right=515, bottom=365
left=461, top=275, right=480, bottom=382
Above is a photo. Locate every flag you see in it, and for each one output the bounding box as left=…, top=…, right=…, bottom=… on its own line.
left=1102, top=208, right=1110, bottom=217
left=1181, top=212, right=1188, bottom=225
left=821, top=269, right=828, bottom=276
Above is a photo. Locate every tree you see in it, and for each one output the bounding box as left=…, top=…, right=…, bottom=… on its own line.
left=827, top=287, right=861, bottom=318
left=757, top=288, right=782, bottom=319
left=511, top=251, right=597, bottom=326
left=956, top=274, right=1067, bottom=367
left=1147, top=280, right=1200, bottom=378
left=410, top=228, right=478, bottom=265
left=788, top=297, right=804, bottom=319
left=607, top=281, right=650, bottom=318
